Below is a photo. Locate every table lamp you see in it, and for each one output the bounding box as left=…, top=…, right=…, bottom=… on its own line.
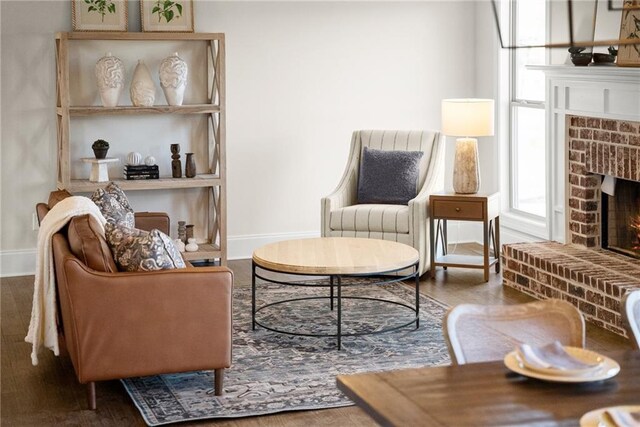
left=441, top=99, right=495, bottom=194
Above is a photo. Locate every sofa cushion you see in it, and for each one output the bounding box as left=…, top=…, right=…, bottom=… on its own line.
left=48, top=189, right=73, bottom=209
left=68, top=214, right=117, bottom=273
left=105, top=222, right=186, bottom=272
left=357, top=147, right=423, bottom=205
left=330, top=204, right=409, bottom=234
left=91, top=182, right=135, bottom=228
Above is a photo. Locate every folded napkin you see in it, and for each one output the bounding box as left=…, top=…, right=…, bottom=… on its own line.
left=603, top=409, right=640, bottom=427
left=516, top=341, right=601, bottom=372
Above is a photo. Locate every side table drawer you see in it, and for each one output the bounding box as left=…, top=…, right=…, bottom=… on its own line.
left=432, top=200, right=484, bottom=220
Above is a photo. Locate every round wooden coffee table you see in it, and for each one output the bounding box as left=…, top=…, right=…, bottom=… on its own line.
left=251, top=237, right=420, bottom=349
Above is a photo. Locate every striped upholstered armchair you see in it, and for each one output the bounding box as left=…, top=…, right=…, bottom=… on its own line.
left=321, top=130, right=444, bottom=276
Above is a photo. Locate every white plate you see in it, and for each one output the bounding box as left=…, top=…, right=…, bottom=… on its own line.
left=579, top=405, right=640, bottom=427
left=504, top=347, right=620, bottom=383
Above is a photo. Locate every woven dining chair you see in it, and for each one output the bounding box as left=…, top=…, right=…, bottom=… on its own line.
left=622, top=290, right=640, bottom=349
left=443, top=299, right=585, bottom=365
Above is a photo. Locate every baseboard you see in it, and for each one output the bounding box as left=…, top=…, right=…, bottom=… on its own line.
left=0, top=249, right=37, bottom=278
left=0, top=231, right=322, bottom=278
left=227, top=231, right=320, bottom=260
left=500, top=226, right=542, bottom=245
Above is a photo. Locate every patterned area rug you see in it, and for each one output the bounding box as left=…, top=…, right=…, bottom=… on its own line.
left=121, top=279, right=450, bottom=426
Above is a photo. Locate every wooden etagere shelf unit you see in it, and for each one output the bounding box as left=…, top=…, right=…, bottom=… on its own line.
left=55, top=31, right=227, bottom=264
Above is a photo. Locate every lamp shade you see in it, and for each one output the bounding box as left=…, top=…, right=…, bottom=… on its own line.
left=441, top=99, right=495, bottom=137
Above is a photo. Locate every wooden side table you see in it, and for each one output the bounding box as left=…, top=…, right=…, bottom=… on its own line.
left=429, top=192, right=500, bottom=282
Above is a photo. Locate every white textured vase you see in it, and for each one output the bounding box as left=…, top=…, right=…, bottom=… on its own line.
left=127, top=152, right=143, bottom=166
left=130, top=60, right=155, bottom=107
left=453, top=138, right=480, bottom=194
left=159, top=52, right=188, bottom=106
left=95, top=52, right=124, bottom=107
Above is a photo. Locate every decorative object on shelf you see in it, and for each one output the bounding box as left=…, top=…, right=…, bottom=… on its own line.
left=159, top=52, right=188, bottom=106
left=130, top=60, right=155, bottom=107
left=72, top=0, right=128, bottom=32
left=140, top=0, right=194, bottom=33
left=441, top=98, right=495, bottom=194
left=173, top=238, right=186, bottom=252
left=185, top=152, right=196, bottom=178
left=618, top=1, right=640, bottom=67
left=124, top=164, right=159, bottom=180
left=144, top=155, right=156, bottom=166
left=91, top=139, right=110, bottom=159
left=593, top=46, right=618, bottom=65
left=82, top=157, right=119, bottom=182
left=170, top=143, right=182, bottom=178
left=186, top=224, right=194, bottom=240
left=178, top=221, right=187, bottom=243
left=95, top=52, right=124, bottom=107
left=185, top=237, right=199, bottom=252
left=126, top=151, right=143, bottom=166
left=568, top=47, right=592, bottom=66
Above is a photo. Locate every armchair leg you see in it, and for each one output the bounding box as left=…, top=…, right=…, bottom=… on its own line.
left=214, top=368, right=224, bottom=396
left=86, top=382, right=96, bottom=410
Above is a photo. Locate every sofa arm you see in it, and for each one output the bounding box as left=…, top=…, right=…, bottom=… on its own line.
left=135, top=212, right=170, bottom=235
left=58, top=258, right=233, bottom=382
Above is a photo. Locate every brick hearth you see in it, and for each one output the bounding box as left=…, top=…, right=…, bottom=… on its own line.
left=503, top=242, right=640, bottom=337
left=503, top=115, right=640, bottom=337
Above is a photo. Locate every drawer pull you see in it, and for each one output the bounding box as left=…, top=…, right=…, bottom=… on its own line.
left=455, top=207, right=461, bottom=212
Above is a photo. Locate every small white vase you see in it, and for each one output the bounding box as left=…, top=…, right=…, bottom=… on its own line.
left=159, top=52, right=188, bottom=106
left=185, top=238, right=199, bottom=252
left=174, top=239, right=186, bottom=252
left=95, top=52, right=124, bottom=107
left=130, top=60, right=155, bottom=107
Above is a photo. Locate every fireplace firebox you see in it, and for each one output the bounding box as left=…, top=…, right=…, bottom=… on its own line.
left=602, top=178, right=640, bottom=260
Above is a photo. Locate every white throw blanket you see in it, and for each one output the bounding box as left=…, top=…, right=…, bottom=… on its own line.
left=25, top=196, right=107, bottom=366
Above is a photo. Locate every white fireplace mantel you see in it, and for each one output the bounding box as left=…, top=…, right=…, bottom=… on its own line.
left=530, top=65, right=640, bottom=243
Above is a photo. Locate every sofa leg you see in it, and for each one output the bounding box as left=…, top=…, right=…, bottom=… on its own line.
left=87, top=382, right=96, bottom=410
left=214, top=368, right=224, bottom=396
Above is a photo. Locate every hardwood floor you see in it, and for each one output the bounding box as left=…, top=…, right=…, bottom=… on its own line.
left=1, top=244, right=632, bottom=426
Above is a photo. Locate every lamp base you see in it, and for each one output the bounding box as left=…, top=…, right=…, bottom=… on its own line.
left=453, top=137, right=480, bottom=194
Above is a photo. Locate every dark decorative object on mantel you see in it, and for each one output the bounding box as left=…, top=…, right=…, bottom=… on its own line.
left=569, top=47, right=592, bottom=66
left=593, top=46, right=618, bottom=65
left=186, top=224, right=194, bottom=240
left=185, top=152, right=196, bottom=178
left=171, top=143, right=182, bottom=178
left=91, top=139, right=110, bottom=159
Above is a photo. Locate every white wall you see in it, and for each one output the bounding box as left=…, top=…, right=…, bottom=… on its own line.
left=0, top=1, right=479, bottom=276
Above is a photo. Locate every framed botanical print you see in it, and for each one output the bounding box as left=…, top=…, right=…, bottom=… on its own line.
left=72, top=0, right=128, bottom=32
left=617, top=0, right=640, bottom=66
left=140, top=0, right=194, bottom=33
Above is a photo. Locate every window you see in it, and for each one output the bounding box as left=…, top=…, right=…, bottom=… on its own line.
left=506, top=0, right=548, bottom=227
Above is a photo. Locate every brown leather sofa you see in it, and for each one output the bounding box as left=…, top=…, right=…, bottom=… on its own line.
left=36, top=191, right=233, bottom=410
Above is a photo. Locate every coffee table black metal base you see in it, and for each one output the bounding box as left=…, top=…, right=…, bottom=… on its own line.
left=251, top=262, right=420, bottom=350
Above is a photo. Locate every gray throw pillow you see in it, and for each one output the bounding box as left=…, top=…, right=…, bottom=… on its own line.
left=104, top=222, right=186, bottom=272
left=357, top=147, right=423, bottom=205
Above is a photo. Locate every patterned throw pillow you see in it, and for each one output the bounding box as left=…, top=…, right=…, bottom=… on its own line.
left=104, top=222, right=186, bottom=272
left=91, top=182, right=135, bottom=228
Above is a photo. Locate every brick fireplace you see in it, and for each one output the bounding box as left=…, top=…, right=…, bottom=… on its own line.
left=503, top=66, right=640, bottom=337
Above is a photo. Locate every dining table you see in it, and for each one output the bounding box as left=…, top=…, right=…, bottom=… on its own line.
left=336, top=350, right=640, bottom=426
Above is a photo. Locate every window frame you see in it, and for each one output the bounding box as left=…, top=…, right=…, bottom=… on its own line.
left=499, top=0, right=552, bottom=240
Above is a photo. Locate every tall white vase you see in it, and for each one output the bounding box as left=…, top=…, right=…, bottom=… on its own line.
left=159, top=52, right=188, bottom=106
left=130, top=60, right=155, bottom=107
left=95, top=52, right=124, bottom=107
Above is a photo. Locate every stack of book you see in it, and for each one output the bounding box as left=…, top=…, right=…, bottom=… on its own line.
left=124, top=165, right=159, bottom=180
